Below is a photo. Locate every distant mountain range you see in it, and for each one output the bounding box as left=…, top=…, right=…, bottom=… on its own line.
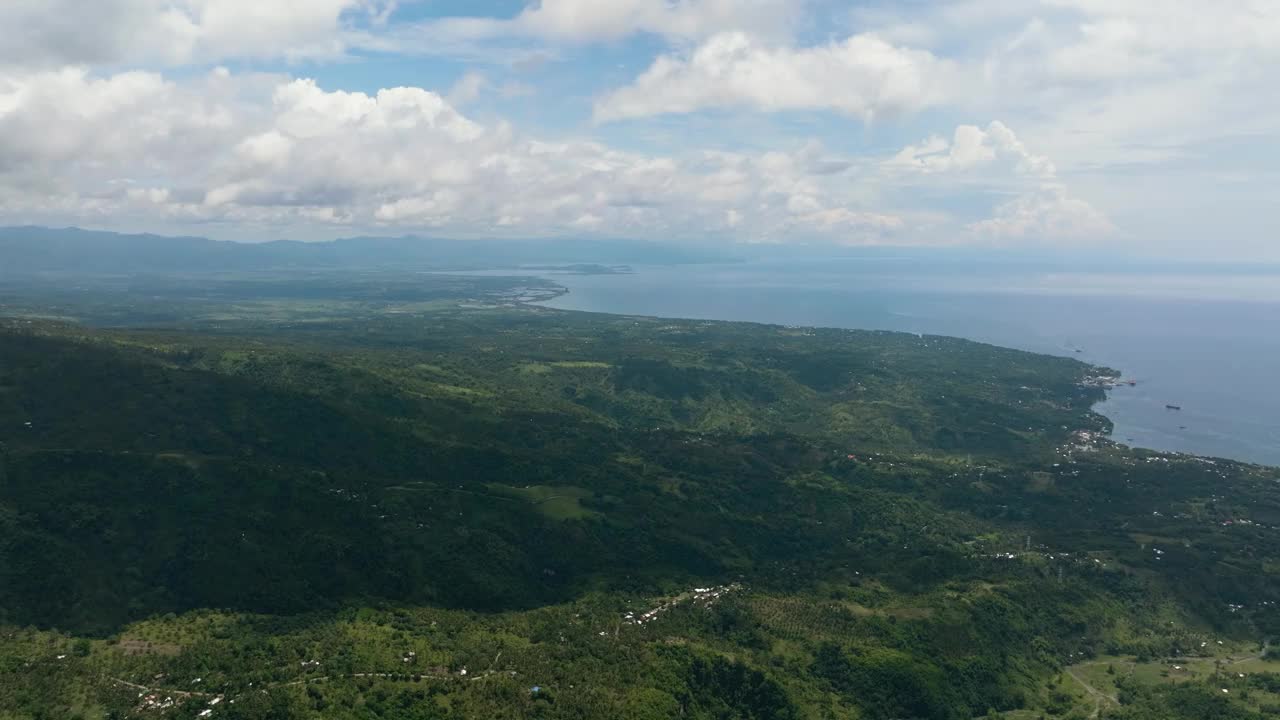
left=0, top=226, right=732, bottom=274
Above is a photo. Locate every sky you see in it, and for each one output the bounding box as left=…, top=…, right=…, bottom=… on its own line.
left=0, top=1, right=1277, bottom=259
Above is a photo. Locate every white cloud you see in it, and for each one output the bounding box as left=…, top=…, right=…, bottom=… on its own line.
left=511, top=0, right=798, bottom=42
left=1042, top=0, right=1280, bottom=59
left=375, top=190, right=463, bottom=224
left=969, top=186, right=1116, bottom=241
left=593, top=32, right=959, bottom=123
left=0, top=0, right=396, bottom=67
left=0, top=68, right=908, bottom=243
left=407, top=0, right=801, bottom=50
left=270, top=80, right=484, bottom=142
left=859, top=1, right=1280, bottom=177
left=973, top=0, right=1280, bottom=118
left=236, top=131, right=295, bottom=169
left=886, top=121, right=1055, bottom=178
left=2, top=0, right=1276, bottom=255
left=0, top=66, right=253, bottom=175
left=884, top=120, right=1112, bottom=243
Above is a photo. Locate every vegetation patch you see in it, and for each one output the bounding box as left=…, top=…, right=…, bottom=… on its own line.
left=487, top=484, right=602, bottom=520
left=0, top=272, right=1276, bottom=720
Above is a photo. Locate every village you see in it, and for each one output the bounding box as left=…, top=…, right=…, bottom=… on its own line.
left=619, top=584, right=744, bottom=628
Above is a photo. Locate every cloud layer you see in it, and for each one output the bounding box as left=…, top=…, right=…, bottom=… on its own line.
left=0, top=67, right=933, bottom=243
left=1, top=0, right=1276, bottom=255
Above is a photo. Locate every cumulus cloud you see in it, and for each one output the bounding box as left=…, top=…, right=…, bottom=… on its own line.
left=855, top=1, right=1280, bottom=179
left=0, top=66, right=258, bottom=175
left=0, top=67, right=903, bottom=242
left=969, top=186, right=1116, bottom=241
left=593, top=32, right=958, bottom=123
left=5, top=0, right=1276, bottom=253
left=885, top=121, right=1113, bottom=242
left=885, top=121, right=1055, bottom=178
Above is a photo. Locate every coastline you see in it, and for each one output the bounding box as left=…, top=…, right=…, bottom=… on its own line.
left=523, top=265, right=1279, bottom=468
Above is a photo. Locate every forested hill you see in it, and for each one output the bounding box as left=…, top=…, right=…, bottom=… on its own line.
left=0, top=272, right=1278, bottom=719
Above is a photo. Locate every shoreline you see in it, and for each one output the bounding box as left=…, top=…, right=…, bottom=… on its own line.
left=523, top=272, right=1278, bottom=469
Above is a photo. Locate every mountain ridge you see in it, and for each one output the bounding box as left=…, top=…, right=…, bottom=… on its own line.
left=0, top=225, right=731, bottom=273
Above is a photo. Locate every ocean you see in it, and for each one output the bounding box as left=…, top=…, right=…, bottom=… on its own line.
left=534, top=257, right=1280, bottom=467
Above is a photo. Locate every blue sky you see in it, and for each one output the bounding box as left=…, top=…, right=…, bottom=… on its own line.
left=0, top=1, right=1277, bottom=259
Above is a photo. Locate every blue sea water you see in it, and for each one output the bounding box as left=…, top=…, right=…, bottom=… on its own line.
left=535, top=257, right=1280, bottom=467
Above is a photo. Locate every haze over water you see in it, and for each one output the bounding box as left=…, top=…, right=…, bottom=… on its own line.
left=539, top=257, right=1280, bottom=467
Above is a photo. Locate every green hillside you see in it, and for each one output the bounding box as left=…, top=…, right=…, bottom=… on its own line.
left=0, top=273, right=1277, bottom=719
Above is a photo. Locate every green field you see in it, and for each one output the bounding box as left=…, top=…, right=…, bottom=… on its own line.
left=488, top=485, right=601, bottom=520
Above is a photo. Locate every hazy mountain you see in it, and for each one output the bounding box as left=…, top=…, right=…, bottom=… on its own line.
left=0, top=226, right=732, bottom=274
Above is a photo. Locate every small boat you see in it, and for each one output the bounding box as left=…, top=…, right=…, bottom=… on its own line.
left=1166, top=404, right=1182, bottom=411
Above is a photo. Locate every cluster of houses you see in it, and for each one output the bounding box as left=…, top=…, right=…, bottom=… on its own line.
left=1068, top=429, right=1105, bottom=452
left=135, top=691, right=224, bottom=715
left=622, top=584, right=743, bottom=626
left=136, top=693, right=177, bottom=711
left=1079, top=374, right=1134, bottom=389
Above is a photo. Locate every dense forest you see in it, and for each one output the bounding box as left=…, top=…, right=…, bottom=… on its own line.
left=0, top=271, right=1277, bottom=719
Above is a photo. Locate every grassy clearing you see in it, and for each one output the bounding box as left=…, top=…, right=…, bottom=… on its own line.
left=837, top=602, right=935, bottom=620
left=487, top=484, right=600, bottom=520
left=1067, top=652, right=1280, bottom=709
left=519, top=361, right=612, bottom=375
